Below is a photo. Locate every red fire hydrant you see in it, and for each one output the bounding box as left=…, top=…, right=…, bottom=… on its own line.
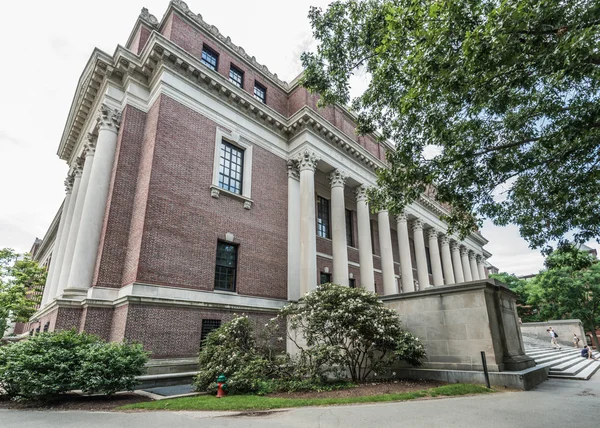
left=216, top=374, right=227, bottom=398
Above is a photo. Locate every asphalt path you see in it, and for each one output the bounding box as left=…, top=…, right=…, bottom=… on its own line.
left=2, top=375, right=600, bottom=428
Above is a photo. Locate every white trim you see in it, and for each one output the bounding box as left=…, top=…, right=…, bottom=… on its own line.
left=211, top=128, right=253, bottom=203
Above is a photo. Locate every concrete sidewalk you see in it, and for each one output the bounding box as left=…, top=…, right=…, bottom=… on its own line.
left=2, top=376, right=600, bottom=428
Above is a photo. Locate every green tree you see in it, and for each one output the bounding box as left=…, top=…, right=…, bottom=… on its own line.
left=302, top=0, right=600, bottom=251
left=0, top=248, right=47, bottom=336
left=490, top=272, right=540, bottom=321
left=526, top=248, right=600, bottom=348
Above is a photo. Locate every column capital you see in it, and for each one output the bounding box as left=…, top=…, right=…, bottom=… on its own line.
left=427, top=228, right=439, bottom=240
left=328, top=169, right=347, bottom=188
left=396, top=212, right=408, bottom=223
left=286, top=159, right=299, bottom=180
left=459, top=246, right=469, bottom=257
left=469, top=250, right=477, bottom=260
left=476, top=254, right=485, bottom=263
left=295, top=149, right=319, bottom=172
left=411, top=219, right=424, bottom=231
left=97, top=104, right=121, bottom=133
left=450, top=240, right=461, bottom=252
left=72, top=165, right=83, bottom=178
left=355, top=185, right=368, bottom=202
left=440, top=235, right=451, bottom=246
left=64, top=175, right=74, bottom=193
left=85, top=133, right=97, bottom=157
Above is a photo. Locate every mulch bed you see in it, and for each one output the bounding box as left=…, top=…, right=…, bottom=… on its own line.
left=267, top=379, right=445, bottom=399
left=0, top=393, right=151, bottom=411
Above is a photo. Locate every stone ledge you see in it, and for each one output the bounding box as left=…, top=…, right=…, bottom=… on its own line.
left=381, top=279, right=518, bottom=301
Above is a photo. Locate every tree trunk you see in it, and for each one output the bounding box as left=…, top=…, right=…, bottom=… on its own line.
left=591, top=330, right=600, bottom=351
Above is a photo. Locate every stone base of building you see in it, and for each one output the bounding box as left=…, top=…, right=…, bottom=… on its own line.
left=33, top=282, right=286, bottom=358
left=383, top=279, right=536, bottom=372
left=390, top=365, right=548, bottom=391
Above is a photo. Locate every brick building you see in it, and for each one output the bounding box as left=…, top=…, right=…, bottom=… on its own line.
left=34, top=1, right=492, bottom=359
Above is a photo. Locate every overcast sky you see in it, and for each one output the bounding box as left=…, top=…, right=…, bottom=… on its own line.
left=0, top=0, right=595, bottom=275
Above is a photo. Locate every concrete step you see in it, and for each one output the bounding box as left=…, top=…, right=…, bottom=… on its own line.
left=550, top=358, right=596, bottom=376
left=550, top=360, right=600, bottom=380
left=536, top=353, right=588, bottom=370
left=525, top=345, right=600, bottom=380
left=534, top=350, right=581, bottom=364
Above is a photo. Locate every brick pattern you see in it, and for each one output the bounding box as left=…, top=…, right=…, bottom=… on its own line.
left=54, top=307, right=83, bottom=331
left=110, top=305, right=129, bottom=342
left=79, top=307, right=114, bottom=341
left=95, top=106, right=147, bottom=288
left=119, top=304, right=283, bottom=358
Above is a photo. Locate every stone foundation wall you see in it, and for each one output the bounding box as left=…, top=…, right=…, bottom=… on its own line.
left=521, top=320, right=587, bottom=348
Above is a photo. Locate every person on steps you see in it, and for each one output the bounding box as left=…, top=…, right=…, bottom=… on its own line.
left=573, top=334, right=581, bottom=348
left=547, top=327, right=561, bottom=350
left=581, top=345, right=598, bottom=361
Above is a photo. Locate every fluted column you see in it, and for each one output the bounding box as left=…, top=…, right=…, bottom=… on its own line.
left=412, top=219, right=430, bottom=289
left=287, top=161, right=301, bottom=301
left=440, top=235, right=455, bottom=285
left=355, top=186, right=375, bottom=292
left=477, top=255, right=487, bottom=279
left=41, top=175, right=75, bottom=306
left=296, top=149, right=319, bottom=296
left=56, top=159, right=91, bottom=297
left=329, top=169, right=349, bottom=286
left=378, top=210, right=397, bottom=295
left=427, top=228, right=444, bottom=286
left=469, top=251, right=480, bottom=281
left=64, top=106, right=121, bottom=296
left=460, top=246, right=473, bottom=282
left=451, top=241, right=465, bottom=283
left=396, top=213, right=414, bottom=293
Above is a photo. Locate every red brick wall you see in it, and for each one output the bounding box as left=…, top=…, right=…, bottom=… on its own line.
left=165, top=12, right=288, bottom=116
left=134, top=95, right=288, bottom=299
left=128, top=24, right=152, bottom=55
left=95, top=106, right=147, bottom=288
left=54, top=307, right=83, bottom=331
left=79, top=307, right=113, bottom=341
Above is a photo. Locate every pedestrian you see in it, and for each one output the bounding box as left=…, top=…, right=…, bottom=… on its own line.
left=573, top=334, right=581, bottom=348
left=581, top=345, right=598, bottom=360
left=547, top=327, right=561, bottom=350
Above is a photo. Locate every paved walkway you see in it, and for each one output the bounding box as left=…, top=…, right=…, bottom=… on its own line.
left=2, top=376, right=600, bottom=428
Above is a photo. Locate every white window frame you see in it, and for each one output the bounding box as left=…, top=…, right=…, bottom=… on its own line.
left=211, top=128, right=253, bottom=208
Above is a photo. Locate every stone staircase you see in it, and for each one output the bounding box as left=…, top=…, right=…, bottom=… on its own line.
left=525, top=345, right=600, bottom=380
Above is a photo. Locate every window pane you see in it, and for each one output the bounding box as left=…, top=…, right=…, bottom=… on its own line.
left=229, top=65, right=244, bottom=88
left=202, top=47, right=218, bottom=70
left=215, top=242, right=238, bottom=292
left=254, top=83, right=266, bottom=103
left=346, top=209, right=353, bottom=247
left=320, top=272, right=331, bottom=284
left=218, top=140, right=244, bottom=195
left=317, top=196, right=330, bottom=238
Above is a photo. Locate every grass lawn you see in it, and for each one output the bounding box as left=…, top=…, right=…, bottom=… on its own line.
left=120, top=383, right=494, bottom=411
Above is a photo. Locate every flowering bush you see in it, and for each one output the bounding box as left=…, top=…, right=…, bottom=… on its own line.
left=280, top=283, right=426, bottom=382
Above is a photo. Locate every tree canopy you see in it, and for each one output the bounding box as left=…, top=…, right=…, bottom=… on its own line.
left=0, top=248, right=47, bottom=336
left=302, top=0, right=600, bottom=250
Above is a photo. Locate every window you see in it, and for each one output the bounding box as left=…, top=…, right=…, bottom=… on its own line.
left=254, top=82, right=266, bottom=103
left=218, top=141, right=244, bottom=195
left=201, top=45, right=218, bottom=71
left=345, top=209, right=354, bottom=247
left=425, top=247, right=433, bottom=275
left=317, top=196, right=330, bottom=238
left=200, top=319, right=221, bottom=347
left=43, top=322, right=49, bottom=332
left=349, top=278, right=356, bottom=288
left=229, top=64, right=244, bottom=88
left=320, top=272, right=331, bottom=284
left=214, top=242, right=238, bottom=291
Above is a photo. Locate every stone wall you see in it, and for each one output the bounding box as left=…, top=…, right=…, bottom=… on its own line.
left=383, top=279, right=535, bottom=372
left=521, top=320, right=587, bottom=348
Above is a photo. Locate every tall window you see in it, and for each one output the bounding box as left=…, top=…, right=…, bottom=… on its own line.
left=200, top=319, right=221, bottom=348
left=218, top=141, right=244, bottom=194
left=320, top=272, right=331, bottom=284
left=201, top=45, right=218, bottom=70
left=214, top=242, right=238, bottom=291
left=345, top=209, right=354, bottom=247
left=425, top=247, right=433, bottom=275
left=317, top=196, right=330, bottom=238
left=254, top=82, right=266, bottom=103
left=349, top=278, right=356, bottom=288
left=229, top=64, right=244, bottom=88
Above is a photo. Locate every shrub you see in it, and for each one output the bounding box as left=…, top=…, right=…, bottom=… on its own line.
left=0, top=330, right=148, bottom=400
left=280, top=283, right=426, bottom=382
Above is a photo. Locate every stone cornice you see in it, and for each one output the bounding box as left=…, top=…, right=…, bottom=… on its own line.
left=33, top=201, right=63, bottom=264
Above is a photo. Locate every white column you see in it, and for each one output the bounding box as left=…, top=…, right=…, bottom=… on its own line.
left=469, top=251, right=480, bottom=281
left=56, top=159, right=91, bottom=297
left=355, top=186, right=375, bottom=292
left=377, top=210, right=397, bottom=295
left=451, top=241, right=465, bottom=283
left=396, top=213, right=414, bottom=293
left=477, top=255, right=487, bottom=279
left=64, top=106, right=121, bottom=296
left=329, top=169, right=349, bottom=287
left=287, top=161, right=301, bottom=301
left=296, top=149, right=319, bottom=296
left=412, top=219, right=430, bottom=289
left=440, top=235, right=455, bottom=285
left=40, top=175, right=74, bottom=306
left=427, top=228, right=444, bottom=286
left=460, top=246, right=473, bottom=282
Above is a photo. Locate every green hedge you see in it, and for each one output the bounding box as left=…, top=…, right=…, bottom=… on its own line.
left=0, top=330, right=149, bottom=400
